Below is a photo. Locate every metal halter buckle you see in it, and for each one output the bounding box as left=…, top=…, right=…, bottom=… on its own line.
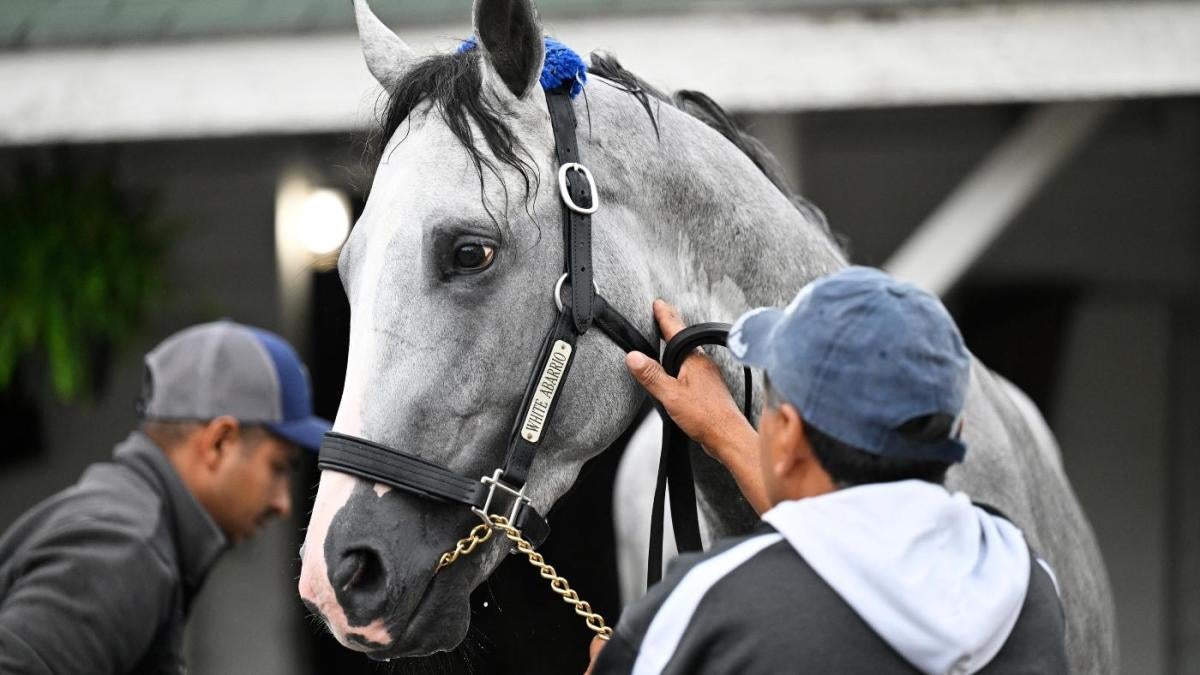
left=554, top=273, right=600, bottom=313
left=558, top=162, right=599, bottom=215
left=471, top=469, right=532, bottom=527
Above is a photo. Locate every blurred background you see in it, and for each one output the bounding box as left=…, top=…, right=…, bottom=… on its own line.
left=0, top=0, right=1197, bottom=673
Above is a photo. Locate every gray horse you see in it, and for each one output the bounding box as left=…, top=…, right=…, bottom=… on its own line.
left=298, top=0, right=1116, bottom=671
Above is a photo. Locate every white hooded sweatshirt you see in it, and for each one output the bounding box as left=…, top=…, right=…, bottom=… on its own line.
left=762, top=480, right=1036, bottom=675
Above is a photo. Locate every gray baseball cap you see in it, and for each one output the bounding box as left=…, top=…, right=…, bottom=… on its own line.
left=728, top=266, right=971, bottom=463
left=138, top=321, right=331, bottom=451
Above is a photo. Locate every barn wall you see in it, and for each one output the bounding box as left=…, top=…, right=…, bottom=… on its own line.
left=1052, top=300, right=1169, bottom=673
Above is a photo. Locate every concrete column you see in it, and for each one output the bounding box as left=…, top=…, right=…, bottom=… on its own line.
left=1051, top=298, right=1169, bottom=673
left=1170, top=306, right=1200, bottom=674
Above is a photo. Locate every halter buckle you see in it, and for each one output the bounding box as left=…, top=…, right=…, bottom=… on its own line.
left=554, top=273, right=600, bottom=314
left=558, top=162, right=599, bottom=215
left=472, top=469, right=532, bottom=527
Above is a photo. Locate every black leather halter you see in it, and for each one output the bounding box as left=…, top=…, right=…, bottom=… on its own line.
left=318, top=84, right=750, bottom=587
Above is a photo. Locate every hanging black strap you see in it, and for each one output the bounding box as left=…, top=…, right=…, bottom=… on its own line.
left=647, top=323, right=754, bottom=587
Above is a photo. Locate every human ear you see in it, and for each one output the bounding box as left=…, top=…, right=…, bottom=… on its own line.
left=199, top=416, right=240, bottom=471
left=772, top=403, right=806, bottom=477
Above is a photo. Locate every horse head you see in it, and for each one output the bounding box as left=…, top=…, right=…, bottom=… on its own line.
left=298, top=0, right=841, bottom=659
left=297, top=0, right=661, bottom=658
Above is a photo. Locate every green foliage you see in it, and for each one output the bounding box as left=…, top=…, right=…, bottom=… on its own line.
left=0, top=167, right=167, bottom=403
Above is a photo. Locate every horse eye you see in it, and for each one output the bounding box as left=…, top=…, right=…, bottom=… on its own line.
left=453, top=243, right=495, bottom=272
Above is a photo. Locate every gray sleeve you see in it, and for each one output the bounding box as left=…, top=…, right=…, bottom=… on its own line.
left=0, top=520, right=174, bottom=675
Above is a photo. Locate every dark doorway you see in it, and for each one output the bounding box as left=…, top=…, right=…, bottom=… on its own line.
left=951, top=283, right=1081, bottom=421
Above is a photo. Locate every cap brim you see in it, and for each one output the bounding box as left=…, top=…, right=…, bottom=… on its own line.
left=727, top=307, right=784, bottom=369
left=882, top=435, right=968, bottom=464
left=267, top=416, right=333, bottom=453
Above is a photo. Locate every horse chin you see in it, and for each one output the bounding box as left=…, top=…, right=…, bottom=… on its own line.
left=337, top=579, right=473, bottom=660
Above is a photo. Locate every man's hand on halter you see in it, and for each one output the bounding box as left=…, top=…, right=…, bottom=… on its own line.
left=624, top=299, right=770, bottom=515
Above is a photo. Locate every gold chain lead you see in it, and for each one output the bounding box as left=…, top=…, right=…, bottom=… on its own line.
left=435, top=515, right=614, bottom=641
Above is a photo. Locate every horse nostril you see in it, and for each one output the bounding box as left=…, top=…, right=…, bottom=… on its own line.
left=333, top=553, right=363, bottom=591
left=333, top=548, right=384, bottom=594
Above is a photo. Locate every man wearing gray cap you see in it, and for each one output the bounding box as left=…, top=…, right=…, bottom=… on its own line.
left=591, top=267, right=1067, bottom=674
left=0, top=321, right=331, bottom=675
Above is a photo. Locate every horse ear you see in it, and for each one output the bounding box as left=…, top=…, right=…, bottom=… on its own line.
left=472, top=0, right=546, bottom=99
left=353, top=0, right=416, bottom=89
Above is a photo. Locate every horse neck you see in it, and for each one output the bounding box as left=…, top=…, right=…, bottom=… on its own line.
left=636, top=153, right=843, bottom=321
left=631, top=141, right=845, bottom=537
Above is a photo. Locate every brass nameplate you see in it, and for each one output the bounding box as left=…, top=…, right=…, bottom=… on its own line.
left=520, top=340, right=573, bottom=443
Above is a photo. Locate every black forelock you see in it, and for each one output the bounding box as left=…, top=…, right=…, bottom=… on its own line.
left=368, top=49, right=538, bottom=227
left=367, top=47, right=837, bottom=243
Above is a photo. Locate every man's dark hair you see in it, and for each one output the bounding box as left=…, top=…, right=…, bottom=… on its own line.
left=805, top=423, right=952, bottom=487
left=765, top=379, right=953, bottom=487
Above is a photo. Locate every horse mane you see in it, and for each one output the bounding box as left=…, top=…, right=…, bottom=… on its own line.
left=586, top=52, right=833, bottom=239
left=368, top=47, right=836, bottom=241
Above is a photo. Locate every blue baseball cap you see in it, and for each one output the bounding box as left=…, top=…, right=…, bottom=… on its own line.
left=140, top=321, right=332, bottom=452
left=728, top=266, right=970, bottom=463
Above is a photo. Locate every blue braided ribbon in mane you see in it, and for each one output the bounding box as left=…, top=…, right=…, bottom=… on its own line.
left=457, top=36, right=588, bottom=98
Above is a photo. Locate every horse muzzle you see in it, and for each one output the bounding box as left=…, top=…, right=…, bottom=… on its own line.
left=299, top=472, right=491, bottom=658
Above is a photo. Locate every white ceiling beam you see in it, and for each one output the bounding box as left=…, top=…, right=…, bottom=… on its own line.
left=884, top=101, right=1113, bottom=295
left=0, top=2, right=1195, bottom=144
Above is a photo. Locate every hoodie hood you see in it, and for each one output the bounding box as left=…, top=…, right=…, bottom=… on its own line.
left=762, top=480, right=1031, bottom=675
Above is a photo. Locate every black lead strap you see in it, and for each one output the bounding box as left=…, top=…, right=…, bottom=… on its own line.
left=646, top=324, right=754, bottom=587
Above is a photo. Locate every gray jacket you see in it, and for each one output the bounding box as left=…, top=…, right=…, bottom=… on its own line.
left=0, top=432, right=227, bottom=674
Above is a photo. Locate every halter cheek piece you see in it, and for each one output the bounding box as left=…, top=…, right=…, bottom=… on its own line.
left=318, top=84, right=752, bottom=589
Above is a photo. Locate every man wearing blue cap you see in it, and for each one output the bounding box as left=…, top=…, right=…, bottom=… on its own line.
left=0, top=321, right=331, bottom=675
left=591, top=267, right=1067, bottom=674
